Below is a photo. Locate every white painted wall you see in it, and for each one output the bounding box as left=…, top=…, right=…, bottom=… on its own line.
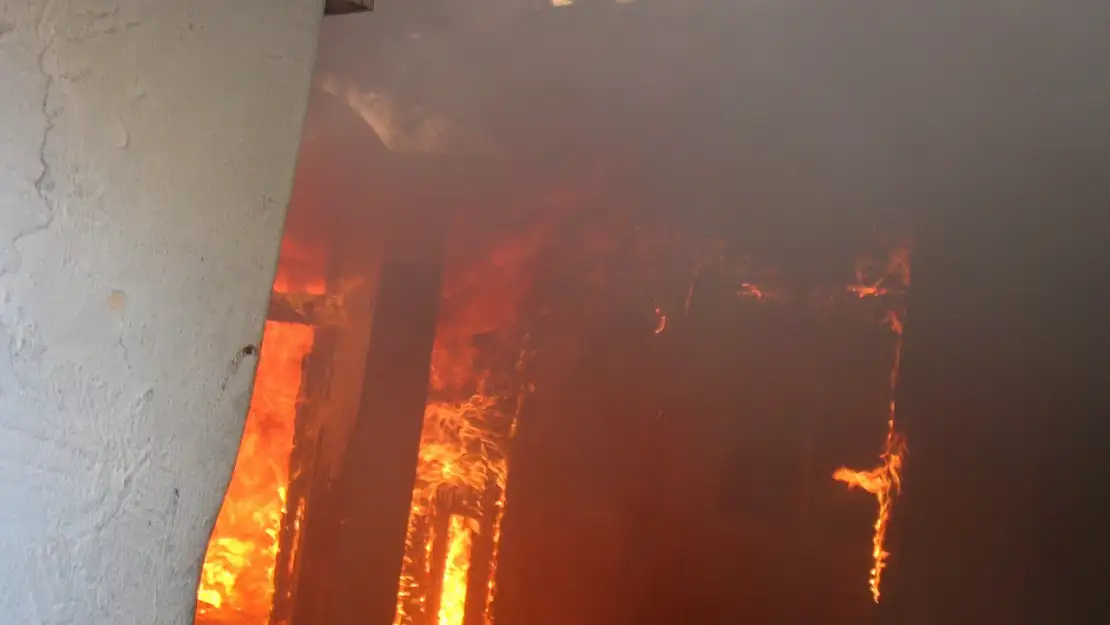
left=0, top=1, right=320, bottom=622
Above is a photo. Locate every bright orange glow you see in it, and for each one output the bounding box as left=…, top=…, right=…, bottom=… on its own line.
left=482, top=487, right=511, bottom=624
left=393, top=223, right=544, bottom=625
left=834, top=243, right=911, bottom=603
left=438, top=515, right=475, bottom=625
left=834, top=424, right=907, bottom=603
left=272, top=235, right=327, bottom=296
left=196, top=320, right=316, bottom=623
left=846, top=243, right=910, bottom=300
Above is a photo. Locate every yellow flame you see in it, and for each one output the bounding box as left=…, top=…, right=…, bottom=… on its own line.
left=393, top=223, right=544, bottom=625
left=834, top=426, right=907, bottom=602
left=393, top=390, right=511, bottom=625
left=196, top=321, right=315, bottom=622
left=438, top=515, right=475, bottom=625
left=834, top=244, right=911, bottom=603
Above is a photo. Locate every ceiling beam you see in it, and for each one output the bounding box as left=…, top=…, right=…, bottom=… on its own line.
left=324, top=0, right=373, bottom=16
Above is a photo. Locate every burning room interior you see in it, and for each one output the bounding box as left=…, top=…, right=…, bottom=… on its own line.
left=186, top=3, right=1107, bottom=625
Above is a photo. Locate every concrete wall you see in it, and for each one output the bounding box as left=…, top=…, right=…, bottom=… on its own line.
left=0, top=1, right=320, bottom=622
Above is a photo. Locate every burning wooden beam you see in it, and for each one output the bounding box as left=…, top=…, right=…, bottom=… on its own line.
left=271, top=240, right=348, bottom=625
left=268, top=289, right=350, bottom=327
left=326, top=165, right=452, bottom=625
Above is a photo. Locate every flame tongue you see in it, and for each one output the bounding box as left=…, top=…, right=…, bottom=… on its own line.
left=833, top=426, right=907, bottom=602
left=196, top=321, right=316, bottom=622
left=438, top=515, right=475, bottom=625
left=833, top=244, right=911, bottom=603
left=393, top=219, right=545, bottom=625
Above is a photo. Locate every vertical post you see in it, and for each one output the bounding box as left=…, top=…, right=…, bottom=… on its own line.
left=270, top=329, right=330, bottom=624
left=271, top=241, right=345, bottom=624
left=326, top=157, right=454, bottom=625
left=463, top=483, right=502, bottom=625
left=290, top=216, right=383, bottom=625
left=290, top=435, right=339, bottom=625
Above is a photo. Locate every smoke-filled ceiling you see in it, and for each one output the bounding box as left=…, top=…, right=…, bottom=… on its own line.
left=313, top=0, right=917, bottom=247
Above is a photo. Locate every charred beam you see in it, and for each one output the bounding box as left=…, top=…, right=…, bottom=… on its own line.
left=268, top=290, right=353, bottom=328
left=463, top=483, right=503, bottom=625
left=324, top=0, right=373, bottom=16
left=326, top=168, right=450, bottom=625
left=289, top=436, right=340, bottom=625
left=271, top=330, right=336, bottom=624
left=267, top=292, right=325, bottom=325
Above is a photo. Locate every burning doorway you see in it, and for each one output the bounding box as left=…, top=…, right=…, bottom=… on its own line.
left=194, top=158, right=912, bottom=625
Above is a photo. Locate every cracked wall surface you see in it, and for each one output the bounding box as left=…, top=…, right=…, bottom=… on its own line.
left=0, top=1, right=321, bottom=622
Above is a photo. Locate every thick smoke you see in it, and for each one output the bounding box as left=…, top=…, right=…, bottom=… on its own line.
left=299, top=2, right=1110, bottom=624
left=311, top=0, right=1108, bottom=271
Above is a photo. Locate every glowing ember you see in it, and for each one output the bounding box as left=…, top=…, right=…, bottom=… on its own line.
left=438, top=515, right=475, bottom=625
left=196, top=320, right=315, bottom=623
left=834, top=244, right=911, bottom=603
left=846, top=244, right=910, bottom=300
left=737, top=282, right=767, bottom=301
left=653, top=307, right=667, bottom=335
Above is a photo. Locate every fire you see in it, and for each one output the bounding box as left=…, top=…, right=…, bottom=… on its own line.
left=645, top=233, right=912, bottom=603
left=271, top=233, right=326, bottom=296
left=392, top=222, right=544, bottom=625
left=196, top=320, right=315, bottom=623
left=833, top=428, right=907, bottom=603
left=846, top=242, right=910, bottom=300
left=196, top=229, right=321, bottom=623
left=834, top=243, right=911, bottom=603
left=438, top=515, right=476, bottom=625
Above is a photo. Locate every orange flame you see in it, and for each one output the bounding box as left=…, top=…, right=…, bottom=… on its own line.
left=196, top=320, right=315, bottom=623
left=834, top=244, right=911, bottom=603
left=846, top=242, right=910, bottom=300
left=438, top=515, right=475, bottom=625
left=393, top=222, right=543, bottom=625
left=271, top=234, right=326, bottom=296
left=833, top=424, right=907, bottom=602
left=647, top=234, right=911, bottom=603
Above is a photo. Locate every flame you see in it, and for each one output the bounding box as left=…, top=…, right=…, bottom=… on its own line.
left=393, top=222, right=543, bottom=625
left=648, top=235, right=914, bottom=602
left=846, top=242, right=910, bottom=300
left=196, top=320, right=315, bottom=623
left=438, top=515, right=475, bottom=625
left=272, top=233, right=326, bottom=296
left=834, top=244, right=911, bottom=603
left=833, top=423, right=907, bottom=603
